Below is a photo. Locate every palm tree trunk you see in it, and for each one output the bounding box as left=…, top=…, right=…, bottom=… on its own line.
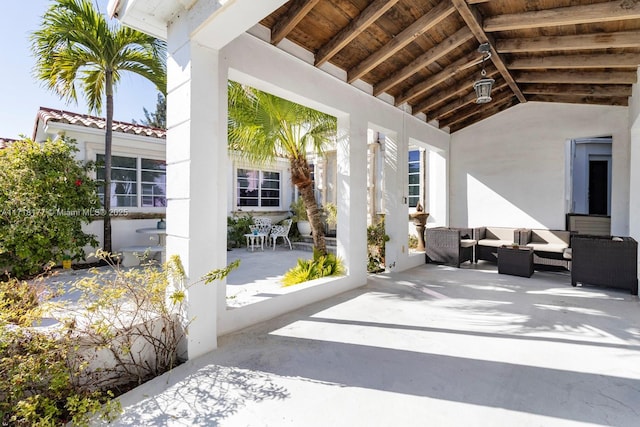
left=291, top=157, right=326, bottom=255
left=299, top=184, right=326, bottom=255
left=103, top=70, right=113, bottom=253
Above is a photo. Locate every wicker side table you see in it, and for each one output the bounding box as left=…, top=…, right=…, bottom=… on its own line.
left=498, top=246, right=534, bottom=278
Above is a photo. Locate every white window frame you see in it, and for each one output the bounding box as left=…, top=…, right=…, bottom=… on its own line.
left=408, top=147, right=424, bottom=209
left=95, top=153, right=166, bottom=210
left=235, top=167, right=282, bottom=210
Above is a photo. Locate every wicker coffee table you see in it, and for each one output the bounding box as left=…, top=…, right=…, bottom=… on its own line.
left=498, top=246, right=534, bottom=278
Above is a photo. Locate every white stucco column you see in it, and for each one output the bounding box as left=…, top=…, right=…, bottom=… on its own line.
left=166, top=30, right=228, bottom=359
left=382, top=129, right=406, bottom=272
left=337, top=113, right=368, bottom=281
left=628, top=75, right=640, bottom=242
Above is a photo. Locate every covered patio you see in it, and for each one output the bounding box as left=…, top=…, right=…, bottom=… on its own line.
left=108, top=0, right=640, bottom=365
left=109, top=260, right=640, bottom=426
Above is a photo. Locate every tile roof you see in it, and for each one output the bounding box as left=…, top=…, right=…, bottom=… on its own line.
left=0, top=138, right=18, bottom=149
left=36, top=107, right=166, bottom=139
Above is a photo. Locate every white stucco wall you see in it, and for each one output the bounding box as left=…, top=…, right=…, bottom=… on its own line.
left=450, top=102, right=629, bottom=233
left=628, top=68, right=640, bottom=244
left=33, top=121, right=167, bottom=256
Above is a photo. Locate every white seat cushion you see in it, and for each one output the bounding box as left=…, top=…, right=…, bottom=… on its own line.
left=478, top=239, right=513, bottom=248
left=525, top=242, right=568, bottom=254
left=460, top=239, right=477, bottom=248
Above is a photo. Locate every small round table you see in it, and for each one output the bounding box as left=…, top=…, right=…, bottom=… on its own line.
left=136, top=227, right=167, bottom=245
left=244, top=233, right=266, bottom=251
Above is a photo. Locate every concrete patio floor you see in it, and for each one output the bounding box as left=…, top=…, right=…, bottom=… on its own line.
left=107, top=260, right=640, bottom=426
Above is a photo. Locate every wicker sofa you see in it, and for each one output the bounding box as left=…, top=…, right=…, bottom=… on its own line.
left=425, top=227, right=476, bottom=268
left=571, top=235, right=638, bottom=295
left=519, top=229, right=572, bottom=269
left=474, top=227, right=521, bottom=262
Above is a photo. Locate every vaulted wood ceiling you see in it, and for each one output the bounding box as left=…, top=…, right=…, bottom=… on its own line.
left=259, top=0, right=640, bottom=132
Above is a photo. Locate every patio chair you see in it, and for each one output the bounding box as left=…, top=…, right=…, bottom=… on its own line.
left=270, top=219, right=293, bottom=250
left=425, top=227, right=476, bottom=268
left=253, top=217, right=272, bottom=234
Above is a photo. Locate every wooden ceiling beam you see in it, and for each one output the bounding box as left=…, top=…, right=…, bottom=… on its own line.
left=450, top=0, right=526, bottom=103
left=373, top=27, right=474, bottom=96
left=449, top=98, right=519, bottom=132
left=528, top=94, right=629, bottom=107
left=440, top=89, right=515, bottom=128
left=315, top=0, right=401, bottom=67
left=485, top=1, right=640, bottom=32
left=509, top=53, right=640, bottom=69
left=347, top=1, right=455, bottom=83
left=396, top=51, right=479, bottom=106
left=497, top=30, right=640, bottom=53
left=521, top=83, right=633, bottom=97
left=271, top=0, right=320, bottom=45
left=515, top=70, right=638, bottom=84
left=430, top=81, right=508, bottom=120
left=412, top=68, right=499, bottom=115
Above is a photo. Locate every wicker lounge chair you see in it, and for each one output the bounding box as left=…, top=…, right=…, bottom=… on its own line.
left=571, top=235, right=638, bottom=295
left=425, top=227, right=476, bottom=268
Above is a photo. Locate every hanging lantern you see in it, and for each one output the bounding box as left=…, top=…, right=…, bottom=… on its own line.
left=473, top=43, right=494, bottom=104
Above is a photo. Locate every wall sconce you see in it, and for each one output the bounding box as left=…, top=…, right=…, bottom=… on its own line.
left=473, top=43, right=494, bottom=104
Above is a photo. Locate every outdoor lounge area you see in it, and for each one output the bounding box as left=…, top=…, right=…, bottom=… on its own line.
left=108, top=257, right=640, bottom=426
left=98, top=1, right=640, bottom=423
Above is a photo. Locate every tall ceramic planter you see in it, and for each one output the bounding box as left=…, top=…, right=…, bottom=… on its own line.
left=297, top=220, right=312, bottom=236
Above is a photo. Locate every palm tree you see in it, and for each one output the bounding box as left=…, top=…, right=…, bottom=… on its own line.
left=31, top=0, right=166, bottom=253
left=228, top=82, right=337, bottom=255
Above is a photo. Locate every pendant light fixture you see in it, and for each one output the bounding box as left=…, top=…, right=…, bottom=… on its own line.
left=473, top=43, right=494, bottom=104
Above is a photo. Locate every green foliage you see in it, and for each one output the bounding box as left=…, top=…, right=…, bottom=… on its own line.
left=289, top=198, right=308, bottom=222
left=31, top=0, right=167, bottom=253
left=0, top=138, right=100, bottom=278
left=0, top=250, right=238, bottom=426
left=135, top=93, right=166, bottom=129
left=31, top=0, right=167, bottom=114
left=0, top=275, right=119, bottom=426
left=227, top=213, right=254, bottom=248
left=408, top=234, right=419, bottom=249
left=228, top=80, right=336, bottom=255
left=282, top=249, right=344, bottom=287
left=323, top=203, right=338, bottom=228
left=367, top=215, right=390, bottom=273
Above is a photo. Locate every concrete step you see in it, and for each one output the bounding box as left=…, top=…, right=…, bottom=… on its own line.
left=292, top=240, right=337, bottom=254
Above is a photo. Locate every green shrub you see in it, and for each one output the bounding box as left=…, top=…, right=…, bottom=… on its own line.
left=408, top=234, right=419, bottom=249
left=282, top=249, right=344, bottom=286
left=367, top=215, right=389, bottom=273
left=0, top=275, right=119, bottom=426
left=0, top=251, right=239, bottom=426
left=0, top=138, right=100, bottom=278
left=227, top=213, right=254, bottom=248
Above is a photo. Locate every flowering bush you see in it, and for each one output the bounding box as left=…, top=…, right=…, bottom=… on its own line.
left=0, top=138, right=100, bottom=277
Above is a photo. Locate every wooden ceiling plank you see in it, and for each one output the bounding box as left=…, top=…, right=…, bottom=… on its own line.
left=449, top=99, right=518, bottom=132
left=521, top=83, right=633, bottom=97
left=450, top=0, right=526, bottom=103
left=431, top=81, right=508, bottom=120
left=347, top=1, right=455, bottom=84
left=396, top=51, right=480, bottom=106
left=412, top=68, right=499, bottom=115
left=485, top=1, right=640, bottom=32
left=515, top=70, right=638, bottom=84
left=509, top=53, right=640, bottom=70
left=442, top=92, right=516, bottom=129
left=373, top=27, right=474, bottom=96
left=271, top=0, right=320, bottom=45
left=497, top=31, right=640, bottom=53
left=528, top=94, right=629, bottom=107
left=315, top=0, right=401, bottom=67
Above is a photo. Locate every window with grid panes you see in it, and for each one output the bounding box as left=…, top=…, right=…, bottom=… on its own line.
left=96, top=155, right=166, bottom=208
left=408, top=149, right=421, bottom=208
left=237, top=168, right=281, bottom=208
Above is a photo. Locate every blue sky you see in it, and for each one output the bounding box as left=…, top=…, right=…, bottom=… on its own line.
left=0, top=0, right=161, bottom=139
